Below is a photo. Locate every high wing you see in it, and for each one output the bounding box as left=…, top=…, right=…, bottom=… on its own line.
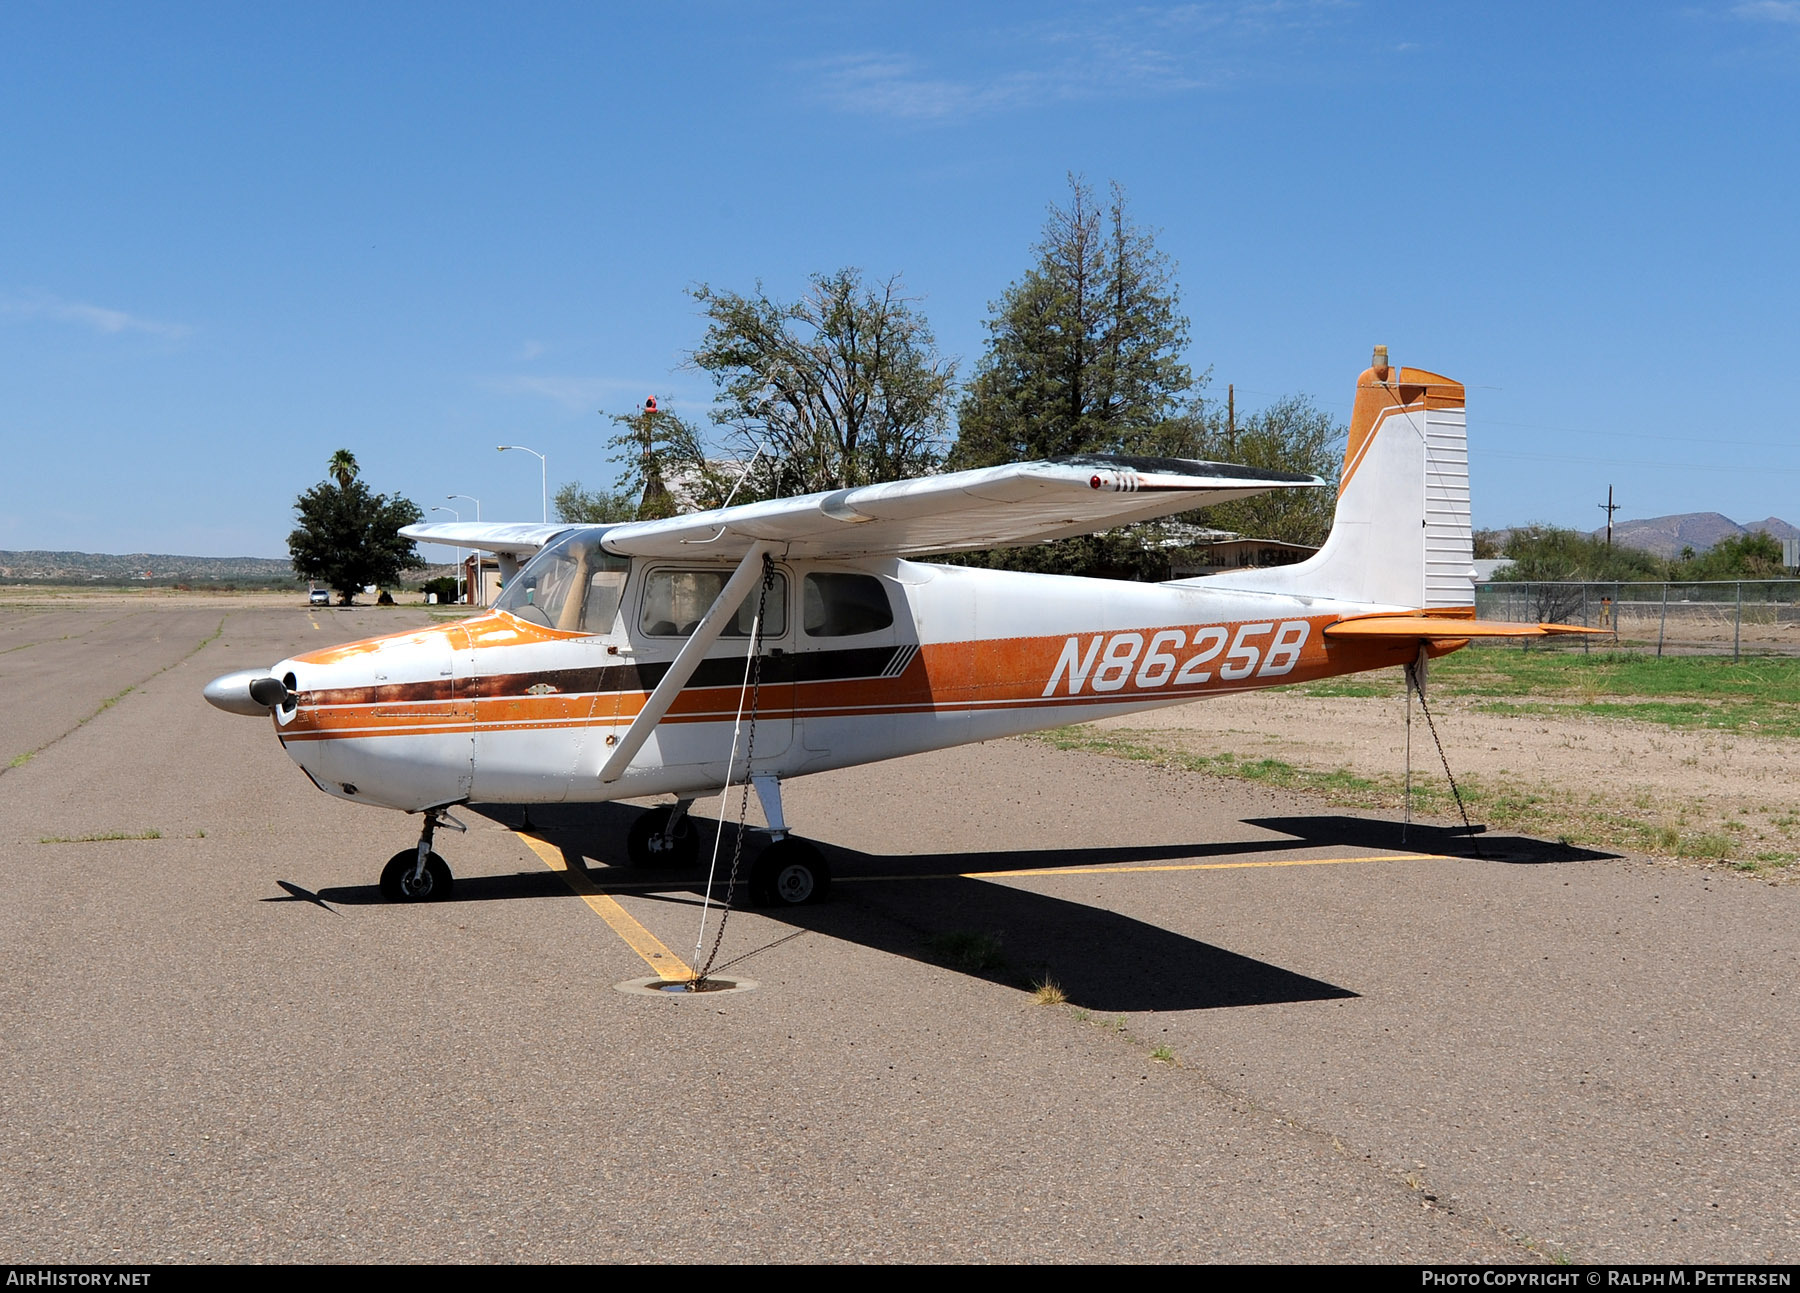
left=398, top=520, right=573, bottom=556
left=595, top=455, right=1321, bottom=561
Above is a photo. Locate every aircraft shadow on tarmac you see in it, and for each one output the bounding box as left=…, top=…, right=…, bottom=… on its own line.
left=281, top=803, right=1606, bottom=1011
left=282, top=803, right=1314, bottom=1011
left=1244, top=816, right=1618, bottom=865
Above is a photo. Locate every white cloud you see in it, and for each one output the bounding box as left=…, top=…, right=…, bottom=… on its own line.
left=809, top=2, right=1348, bottom=122
left=0, top=292, right=191, bottom=340
left=1732, top=1, right=1800, bottom=22
left=814, top=55, right=1049, bottom=121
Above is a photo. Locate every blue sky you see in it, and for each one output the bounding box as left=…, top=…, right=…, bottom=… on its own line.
left=3, top=2, right=1797, bottom=557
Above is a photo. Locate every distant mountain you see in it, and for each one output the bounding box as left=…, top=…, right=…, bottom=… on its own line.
left=1587, top=514, right=1799, bottom=559
left=0, top=550, right=296, bottom=582
left=1747, top=517, right=1800, bottom=541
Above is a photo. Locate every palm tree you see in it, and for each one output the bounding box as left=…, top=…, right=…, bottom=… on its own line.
left=329, top=449, right=360, bottom=490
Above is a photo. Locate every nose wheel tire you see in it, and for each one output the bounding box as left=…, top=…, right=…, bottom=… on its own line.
left=626, top=806, right=700, bottom=869
left=747, top=839, right=830, bottom=907
left=380, top=849, right=453, bottom=902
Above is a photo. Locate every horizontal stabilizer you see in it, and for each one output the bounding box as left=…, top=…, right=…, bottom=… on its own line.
left=1323, top=615, right=1606, bottom=640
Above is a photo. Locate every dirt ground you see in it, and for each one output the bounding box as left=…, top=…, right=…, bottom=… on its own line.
left=1081, top=681, right=1800, bottom=874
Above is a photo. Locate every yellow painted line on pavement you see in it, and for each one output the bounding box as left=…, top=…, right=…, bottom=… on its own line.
left=515, top=831, right=695, bottom=981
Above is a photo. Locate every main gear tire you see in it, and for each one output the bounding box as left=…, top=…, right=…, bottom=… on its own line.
left=747, top=839, right=830, bottom=907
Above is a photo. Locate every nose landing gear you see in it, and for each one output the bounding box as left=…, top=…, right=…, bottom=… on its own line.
left=380, top=808, right=466, bottom=902
left=625, top=799, right=700, bottom=869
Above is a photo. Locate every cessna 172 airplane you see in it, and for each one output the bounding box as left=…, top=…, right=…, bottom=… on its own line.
left=205, top=351, right=1586, bottom=906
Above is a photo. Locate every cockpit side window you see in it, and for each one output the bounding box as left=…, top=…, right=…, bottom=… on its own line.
left=802, top=573, right=894, bottom=637
left=495, top=531, right=629, bottom=634
left=640, top=569, right=788, bottom=638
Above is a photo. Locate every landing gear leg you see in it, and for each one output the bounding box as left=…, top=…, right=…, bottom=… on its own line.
left=380, top=808, right=465, bottom=902
left=745, top=777, right=830, bottom=906
left=752, top=775, right=787, bottom=842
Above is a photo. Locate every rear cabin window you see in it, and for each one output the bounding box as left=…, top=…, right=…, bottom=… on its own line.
left=641, top=569, right=788, bottom=638
left=803, top=573, right=894, bottom=637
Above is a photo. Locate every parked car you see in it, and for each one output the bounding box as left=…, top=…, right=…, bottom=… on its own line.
left=308, top=588, right=330, bottom=606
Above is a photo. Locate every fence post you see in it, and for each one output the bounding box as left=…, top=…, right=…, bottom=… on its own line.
left=1658, top=582, right=1668, bottom=658
left=1734, top=582, right=1742, bottom=662
left=1582, top=585, right=1590, bottom=655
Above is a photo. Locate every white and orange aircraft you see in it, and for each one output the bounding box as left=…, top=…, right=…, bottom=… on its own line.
left=206, top=351, right=1584, bottom=905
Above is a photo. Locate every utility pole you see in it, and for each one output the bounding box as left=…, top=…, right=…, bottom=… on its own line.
left=1599, top=485, right=1620, bottom=548
left=1227, top=384, right=1235, bottom=457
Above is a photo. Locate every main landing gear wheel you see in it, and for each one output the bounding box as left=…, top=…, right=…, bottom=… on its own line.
left=626, top=805, right=700, bottom=869
left=380, top=849, right=453, bottom=902
left=747, top=839, right=830, bottom=907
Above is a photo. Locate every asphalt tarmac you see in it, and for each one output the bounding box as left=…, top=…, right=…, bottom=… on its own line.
left=1, top=597, right=1794, bottom=1263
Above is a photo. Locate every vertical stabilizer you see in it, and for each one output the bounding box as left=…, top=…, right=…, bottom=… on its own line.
left=1187, top=349, right=1474, bottom=610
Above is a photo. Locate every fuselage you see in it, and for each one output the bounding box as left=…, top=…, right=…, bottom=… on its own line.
left=263, top=555, right=1446, bottom=814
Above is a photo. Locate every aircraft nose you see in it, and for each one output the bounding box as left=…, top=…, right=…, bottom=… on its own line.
left=203, top=667, right=292, bottom=716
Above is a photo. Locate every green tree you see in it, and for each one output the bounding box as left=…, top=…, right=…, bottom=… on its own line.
left=553, top=481, right=641, bottom=525
left=328, top=448, right=359, bottom=490
left=609, top=399, right=733, bottom=518
left=555, top=400, right=734, bottom=524
left=950, top=176, right=1192, bottom=469
left=288, top=454, right=423, bottom=604
left=1672, top=531, right=1787, bottom=581
left=689, top=268, right=957, bottom=497
left=1490, top=525, right=1660, bottom=620
left=1176, top=395, right=1344, bottom=548
left=1495, top=527, right=1665, bottom=582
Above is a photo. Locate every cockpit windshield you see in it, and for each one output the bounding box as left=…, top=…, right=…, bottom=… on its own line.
left=495, top=529, right=629, bottom=634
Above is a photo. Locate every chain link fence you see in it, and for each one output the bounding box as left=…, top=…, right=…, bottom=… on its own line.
left=1475, top=580, right=1800, bottom=657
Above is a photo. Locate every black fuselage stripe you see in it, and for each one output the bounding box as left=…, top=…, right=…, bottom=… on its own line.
left=301, top=644, right=909, bottom=707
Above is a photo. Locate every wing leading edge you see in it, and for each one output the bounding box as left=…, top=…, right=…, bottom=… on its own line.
left=398, top=521, right=575, bottom=556
left=595, top=455, right=1321, bottom=561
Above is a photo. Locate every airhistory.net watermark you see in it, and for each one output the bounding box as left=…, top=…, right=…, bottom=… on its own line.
left=6, top=1274, right=151, bottom=1287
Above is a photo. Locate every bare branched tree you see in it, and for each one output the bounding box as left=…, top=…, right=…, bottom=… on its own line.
left=689, top=269, right=957, bottom=497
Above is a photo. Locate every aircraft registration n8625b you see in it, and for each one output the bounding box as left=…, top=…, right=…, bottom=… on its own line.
left=205, top=351, right=1590, bottom=906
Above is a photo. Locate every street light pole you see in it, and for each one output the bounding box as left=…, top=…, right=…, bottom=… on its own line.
left=498, top=445, right=546, bottom=523
left=429, top=506, right=462, bottom=605
left=446, top=494, right=483, bottom=605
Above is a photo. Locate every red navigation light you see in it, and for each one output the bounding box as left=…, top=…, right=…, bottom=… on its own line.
left=1090, top=475, right=1102, bottom=490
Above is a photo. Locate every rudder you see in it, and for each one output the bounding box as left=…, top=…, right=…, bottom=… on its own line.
left=1188, top=347, right=1474, bottom=610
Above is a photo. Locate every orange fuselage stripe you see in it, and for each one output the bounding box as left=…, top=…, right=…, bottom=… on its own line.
left=280, top=614, right=1429, bottom=741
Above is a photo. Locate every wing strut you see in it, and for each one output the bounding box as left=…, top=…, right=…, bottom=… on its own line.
left=598, top=540, right=775, bottom=784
